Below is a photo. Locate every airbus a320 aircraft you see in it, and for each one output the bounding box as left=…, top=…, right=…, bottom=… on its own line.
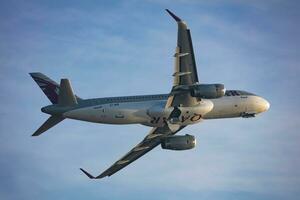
left=30, top=9, right=270, bottom=179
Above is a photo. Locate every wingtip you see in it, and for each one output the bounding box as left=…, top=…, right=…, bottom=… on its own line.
left=80, top=168, right=96, bottom=179
left=165, top=9, right=182, bottom=22
left=31, top=130, right=42, bottom=137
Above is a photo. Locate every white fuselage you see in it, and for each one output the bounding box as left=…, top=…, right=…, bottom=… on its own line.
left=63, top=94, right=269, bottom=127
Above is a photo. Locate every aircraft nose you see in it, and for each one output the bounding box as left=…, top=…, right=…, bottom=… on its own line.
left=260, top=98, right=270, bottom=112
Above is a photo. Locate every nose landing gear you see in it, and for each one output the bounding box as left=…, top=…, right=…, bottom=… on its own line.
left=241, top=112, right=256, bottom=118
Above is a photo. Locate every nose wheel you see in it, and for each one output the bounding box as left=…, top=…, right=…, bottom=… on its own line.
left=241, top=112, right=256, bottom=118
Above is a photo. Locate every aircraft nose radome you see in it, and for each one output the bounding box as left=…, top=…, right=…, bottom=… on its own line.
left=264, top=99, right=270, bottom=111
left=260, top=98, right=270, bottom=112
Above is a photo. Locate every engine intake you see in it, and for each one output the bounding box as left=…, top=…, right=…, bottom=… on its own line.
left=161, top=134, right=196, bottom=150
left=190, top=84, right=225, bottom=99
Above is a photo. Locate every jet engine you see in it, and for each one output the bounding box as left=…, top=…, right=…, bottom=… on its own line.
left=161, top=134, right=196, bottom=150
left=190, top=84, right=225, bottom=99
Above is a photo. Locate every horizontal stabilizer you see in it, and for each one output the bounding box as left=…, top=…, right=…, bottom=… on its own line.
left=58, top=79, right=78, bottom=106
left=32, top=115, right=65, bottom=136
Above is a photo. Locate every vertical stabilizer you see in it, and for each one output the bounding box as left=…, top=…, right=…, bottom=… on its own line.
left=30, top=73, right=60, bottom=104
left=29, top=73, right=83, bottom=105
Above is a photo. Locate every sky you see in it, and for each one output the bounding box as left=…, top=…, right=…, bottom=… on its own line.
left=0, top=0, right=300, bottom=199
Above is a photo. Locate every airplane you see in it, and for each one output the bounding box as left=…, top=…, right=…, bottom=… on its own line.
left=30, top=9, right=270, bottom=179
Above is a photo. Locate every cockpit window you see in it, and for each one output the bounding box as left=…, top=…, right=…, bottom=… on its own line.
left=238, top=90, right=255, bottom=95
left=225, top=90, right=255, bottom=96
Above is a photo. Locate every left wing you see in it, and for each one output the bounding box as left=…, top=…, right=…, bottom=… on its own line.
left=165, top=9, right=200, bottom=108
left=80, top=125, right=185, bottom=179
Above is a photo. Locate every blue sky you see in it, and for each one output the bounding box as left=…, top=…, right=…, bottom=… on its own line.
left=0, top=0, right=299, bottom=199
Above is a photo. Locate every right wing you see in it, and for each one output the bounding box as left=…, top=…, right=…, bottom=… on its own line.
left=80, top=125, right=185, bottom=179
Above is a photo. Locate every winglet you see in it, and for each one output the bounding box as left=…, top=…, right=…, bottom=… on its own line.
left=80, top=168, right=96, bottom=179
left=165, top=9, right=182, bottom=22
left=80, top=168, right=107, bottom=179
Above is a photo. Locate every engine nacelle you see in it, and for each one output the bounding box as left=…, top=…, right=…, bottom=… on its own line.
left=190, top=84, right=225, bottom=99
left=161, top=134, right=196, bottom=150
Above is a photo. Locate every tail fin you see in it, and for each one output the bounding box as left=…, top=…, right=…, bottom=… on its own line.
left=30, top=72, right=82, bottom=104
left=31, top=78, right=79, bottom=136
left=32, top=115, right=65, bottom=136
left=30, top=73, right=60, bottom=104
left=30, top=74, right=80, bottom=136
